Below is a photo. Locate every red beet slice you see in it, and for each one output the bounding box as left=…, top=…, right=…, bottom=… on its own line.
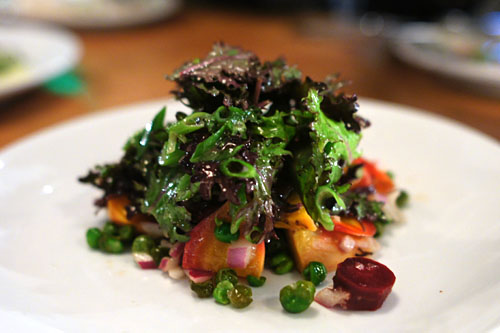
left=333, top=257, right=396, bottom=311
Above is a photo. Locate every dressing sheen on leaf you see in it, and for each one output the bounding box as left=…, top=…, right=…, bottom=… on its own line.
left=294, top=89, right=361, bottom=230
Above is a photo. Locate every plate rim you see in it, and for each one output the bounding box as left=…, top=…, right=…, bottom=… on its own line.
left=388, top=22, right=500, bottom=95
left=2, top=0, right=182, bottom=29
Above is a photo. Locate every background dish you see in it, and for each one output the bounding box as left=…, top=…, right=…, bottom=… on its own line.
left=389, top=23, right=500, bottom=97
left=1, top=0, right=181, bottom=29
left=0, top=21, right=81, bottom=100
left=0, top=99, right=499, bottom=332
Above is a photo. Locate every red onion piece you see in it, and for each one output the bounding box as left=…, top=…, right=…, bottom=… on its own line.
left=339, top=235, right=356, bottom=253
left=158, top=257, right=170, bottom=271
left=372, top=193, right=387, bottom=204
left=315, top=287, right=350, bottom=309
left=170, top=242, right=185, bottom=260
left=159, top=257, right=179, bottom=273
left=158, top=257, right=186, bottom=279
left=356, top=237, right=381, bottom=254
left=383, top=191, right=405, bottom=223
left=185, top=269, right=214, bottom=283
left=136, top=221, right=164, bottom=238
left=333, top=257, right=396, bottom=311
left=227, top=244, right=251, bottom=269
left=133, top=252, right=157, bottom=269
left=169, top=267, right=186, bottom=280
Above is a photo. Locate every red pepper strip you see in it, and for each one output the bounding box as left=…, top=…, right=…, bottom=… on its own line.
left=351, top=165, right=372, bottom=189
left=333, top=217, right=376, bottom=237
left=352, top=158, right=394, bottom=195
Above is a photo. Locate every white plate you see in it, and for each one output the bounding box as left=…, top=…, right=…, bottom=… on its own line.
left=2, top=0, right=181, bottom=29
left=0, top=21, right=81, bottom=100
left=389, top=23, right=500, bottom=97
left=0, top=99, right=499, bottom=332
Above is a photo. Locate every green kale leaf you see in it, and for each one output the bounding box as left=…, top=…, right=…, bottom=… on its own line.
left=293, top=89, right=361, bottom=230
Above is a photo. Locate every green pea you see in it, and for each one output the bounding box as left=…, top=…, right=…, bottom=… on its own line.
left=150, top=246, right=170, bottom=265
left=190, top=280, right=215, bottom=298
left=103, top=222, right=118, bottom=235
left=303, top=261, right=327, bottom=286
left=86, top=228, right=102, bottom=249
left=270, top=253, right=294, bottom=274
left=270, top=253, right=290, bottom=267
left=279, top=280, right=316, bottom=313
left=396, top=190, right=409, bottom=208
left=98, top=235, right=107, bottom=251
left=131, top=235, right=155, bottom=254
left=99, top=235, right=124, bottom=254
left=213, top=280, right=234, bottom=305
left=215, top=268, right=238, bottom=285
left=228, top=284, right=253, bottom=308
left=214, top=223, right=239, bottom=243
left=246, top=275, right=266, bottom=287
left=275, top=260, right=294, bottom=274
left=118, top=225, right=134, bottom=242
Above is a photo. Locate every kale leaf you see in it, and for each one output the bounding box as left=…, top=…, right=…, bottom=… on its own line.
left=141, top=169, right=199, bottom=242
left=168, top=42, right=303, bottom=113
left=293, top=89, right=361, bottom=230
left=341, top=192, right=392, bottom=237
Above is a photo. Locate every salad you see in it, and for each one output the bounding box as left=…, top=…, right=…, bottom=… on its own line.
left=80, top=43, right=407, bottom=312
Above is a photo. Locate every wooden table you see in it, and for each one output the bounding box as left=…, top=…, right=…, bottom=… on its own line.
left=1, top=8, right=499, bottom=149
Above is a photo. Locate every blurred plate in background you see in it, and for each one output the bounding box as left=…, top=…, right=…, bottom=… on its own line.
left=389, top=23, right=500, bottom=97
left=1, top=0, right=181, bottom=29
left=0, top=21, right=81, bottom=100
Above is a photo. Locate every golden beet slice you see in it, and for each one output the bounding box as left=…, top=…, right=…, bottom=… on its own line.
left=287, top=228, right=360, bottom=272
left=274, top=194, right=317, bottom=231
left=107, top=195, right=132, bottom=225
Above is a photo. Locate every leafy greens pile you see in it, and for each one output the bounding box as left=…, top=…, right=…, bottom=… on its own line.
left=80, top=43, right=391, bottom=244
